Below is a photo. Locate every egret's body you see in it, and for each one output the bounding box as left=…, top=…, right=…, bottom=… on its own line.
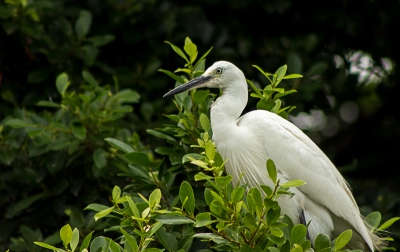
left=164, top=61, right=381, bottom=251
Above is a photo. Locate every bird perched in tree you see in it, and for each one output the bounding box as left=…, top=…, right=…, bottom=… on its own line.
left=164, top=61, right=382, bottom=251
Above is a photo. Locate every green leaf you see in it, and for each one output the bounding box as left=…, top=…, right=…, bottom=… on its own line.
left=79, top=231, right=94, bottom=252
left=93, top=148, right=107, bottom=169
left=82, top=70, right=98, bottom=87
left=84, top=203, right=109, bottom=212
left=240, top=244, right=253, bottom=252
left=267, top=159, right=277, bottom=183
left=127, top=197, right=141, bottom=219
left=260, top=185, right=273, bottom=198
left=56, top=72, right=69, bottom=97
left=90, top=236, right=106, bottom=252
left=215, top=175, right=232, bottom=189
left=205, top=140, right=215, bottom=160
left=87, top=34, right=115, bottom=47
left=70, top=228, right=79, bottom=252
left=274, top=90, right=297, bottom=100
left=194, top=46, right=213, bottom=69
left=60, top=224, right=73, bottom=246
left=158, top=69, right=185, bottom=84
left=175, top=68, right=192, bottom=74
left=194, top=212, right=213, bottom=227
left=34, top=242, right=58, bottom=250
left=274, top=65, right=287, bottom=83
left=283, top=74, right=303, bottom=79
left=120, top=228, right=138, bottom=252
left=231, top=187, right=244, bottom=204
left=113, top=89, right=140, bottom=103
left=248, top=188, right=263, bottom=216
left=107, top=239, right=121, bottom=252
left=184, top=40, right=197, bottom=63
left=183, top=153, right=204, bottom=163
left=291, top=224, right=306, bottom=244
left=146, top=129, right=177, bottom=143
left=75, top=10, right=92, bottom=40
left=5, top=118, right=36, bottom=128
left=257, top=99, right=276, bottom=111
left=378, top=217, right=400, bottom=230
left=193, top=90, right=210, bottom=107
left=271, top=228, right=284, bottom=238
left=267, top=233, right=286, bottom=246
left=247, top=79, right=263, bottom=97
left=194, top=172, right=214, bottom=181
left=94, top=206, right=115, bottom=221
left=105, top=138, right=134, bottom=153
left=314, top=233, right=330, bottom=252
left=179, top=181, right=195, bottom=215
left=165, top=41, right=189, bottom=62
left=124, top=152, right=149, bottom=167
left=36, top=100, right=61, bottom=108
left=243, top=216, right=258, bottom=233
left=334, top=230, right=352, bottom=250
left=154, top=215, right=194, bottom=225
left=71, top=122, right=87, bottom=140
left=112, top=186, right=121, bottom=201
left=199, top=113, right=211, bottom=132
left=156, top=227, right=178, bottom=251
left=81, top=45, right=98, bottom=66
left=280, top=180, right=306, bottom=188
left=365, top=211, right=381, bottom=229
left=271, top=99, right=282, bottom=113
left=149, top=189, right=161, bottom=210
left=268, top=247, right=280, bottom=252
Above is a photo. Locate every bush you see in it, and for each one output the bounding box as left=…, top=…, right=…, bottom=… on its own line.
left=30, top=38, right=398, bottom=252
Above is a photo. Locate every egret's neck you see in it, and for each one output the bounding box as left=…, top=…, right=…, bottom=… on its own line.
left=210, top=82, right=248, bottom=142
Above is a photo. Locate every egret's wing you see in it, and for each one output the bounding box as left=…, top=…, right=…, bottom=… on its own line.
left=238, top=110, right=372, bottom=249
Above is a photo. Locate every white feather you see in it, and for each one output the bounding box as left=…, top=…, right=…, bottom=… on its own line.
left=207, top=61, right=377, bottom=251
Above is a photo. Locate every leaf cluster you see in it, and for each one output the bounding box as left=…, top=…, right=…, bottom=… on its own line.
left=1, top=71, right=142, bottom=250
left=34, top=38, right=399, bottom=252
left=247, top=65, right=302, bottom=119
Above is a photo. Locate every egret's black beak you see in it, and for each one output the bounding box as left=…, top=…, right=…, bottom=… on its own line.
left=163, top=75, right=212, bottom=98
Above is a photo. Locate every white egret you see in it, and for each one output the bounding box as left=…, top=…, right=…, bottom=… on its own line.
left=164, top=61, right=381, bottom=251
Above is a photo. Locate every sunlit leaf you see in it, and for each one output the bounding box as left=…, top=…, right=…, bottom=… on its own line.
left=280, top=180, right=306, bottom=188
left=56, top=72, right=69, bottom=97
left=94, top=206, right=114, bottom=221
left=112, top=186, right=121, bottom=201
left=70, top=228, right=79, bottom=252
left=378, top=217, right=400, bottom=230
left=60, top=224, right=72, bottom=246
left=334, top=230, right=352, bottom=250
left=79, top=231, right=94, bottom=252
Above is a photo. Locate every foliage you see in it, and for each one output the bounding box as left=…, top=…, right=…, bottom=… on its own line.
left=33, top=38, right=398, bottom=251
left=1, top=70, right=142, bottom=251
left=247, top=65, right=302, bottom=119
left=1, top=0, right=399, bottom=249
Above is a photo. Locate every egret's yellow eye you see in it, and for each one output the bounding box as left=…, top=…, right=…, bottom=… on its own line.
left=216, top=68, right=223, bottom=74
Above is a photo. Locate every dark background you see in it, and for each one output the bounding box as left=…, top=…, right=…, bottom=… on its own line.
left=1, top=0, right=399, bottom=250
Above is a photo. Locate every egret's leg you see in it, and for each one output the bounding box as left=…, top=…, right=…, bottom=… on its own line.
left=299, top=209, right=312, bottom=246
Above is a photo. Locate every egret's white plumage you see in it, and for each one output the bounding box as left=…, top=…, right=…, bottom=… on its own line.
left=164, top=61, right=381, bottom=251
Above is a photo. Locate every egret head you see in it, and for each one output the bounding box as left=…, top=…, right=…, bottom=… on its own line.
left=163, top=61, right=245, bottom=97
